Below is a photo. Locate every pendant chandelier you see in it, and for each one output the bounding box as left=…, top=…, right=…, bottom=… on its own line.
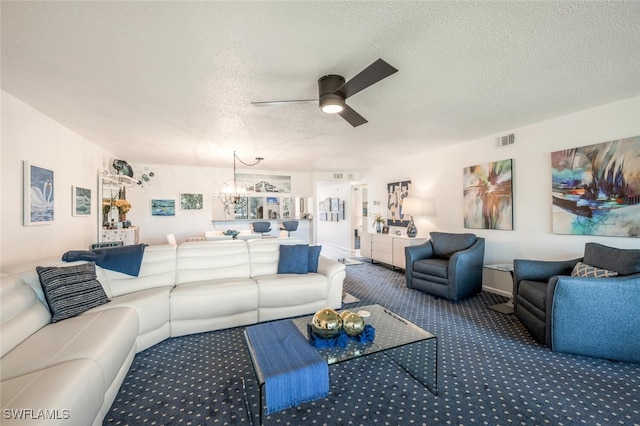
left=219, top=150, right=263, bottom=212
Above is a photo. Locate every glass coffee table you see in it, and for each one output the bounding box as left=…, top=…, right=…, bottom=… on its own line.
left=243, top=304, right=438, bottom=425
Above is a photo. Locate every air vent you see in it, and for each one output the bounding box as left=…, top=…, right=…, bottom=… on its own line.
left=333, top=173, right=344, bottom=179
left=497, top=133, right=515, bottom=148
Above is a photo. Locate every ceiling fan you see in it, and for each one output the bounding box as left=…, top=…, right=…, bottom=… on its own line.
left=251, top=58, right=398, bottom=127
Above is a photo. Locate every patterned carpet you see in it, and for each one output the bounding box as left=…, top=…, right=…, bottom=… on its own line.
left=105, top=259, right=640, bottom=425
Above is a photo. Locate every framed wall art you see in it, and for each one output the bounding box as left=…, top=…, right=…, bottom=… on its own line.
left=72, top=186, right=92, bottom=216
left=551, top=136, right=640, bottom=237
left=151, top=199, right=175, bottom=216
left=180, top=193, right=203, bottom=210
left=387, top=180, right=411, bottom=226
left=23, top=161, right=54, bottom=225
left=463, top=159, right=513, bottom=230
left=330, top=198, right=339, bottom=212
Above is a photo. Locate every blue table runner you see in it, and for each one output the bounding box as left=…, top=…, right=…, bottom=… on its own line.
left=246, top=320, right=329, bottom=414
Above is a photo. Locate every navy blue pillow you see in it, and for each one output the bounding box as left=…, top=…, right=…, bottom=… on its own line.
left=308, top=245, right=322, bottom=273
left=278, top=244, right=310, bottom=274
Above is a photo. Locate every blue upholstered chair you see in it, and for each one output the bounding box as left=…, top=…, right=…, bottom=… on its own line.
left=514, top=243, right=640, bottom=363
left=280, top=220, right=299, bottom=237
left=405, top=232, right=485, bottom=301
left=252, top=221, right=271, bottom=236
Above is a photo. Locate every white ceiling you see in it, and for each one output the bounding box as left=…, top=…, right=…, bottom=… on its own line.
left=2, top=1, right=640, bottom=172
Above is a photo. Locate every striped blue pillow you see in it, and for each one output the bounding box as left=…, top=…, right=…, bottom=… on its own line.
left=37, top=262, right=110, bottom=322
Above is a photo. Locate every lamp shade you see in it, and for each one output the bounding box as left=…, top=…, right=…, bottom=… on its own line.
left=402, top=197, right=422, bottom=215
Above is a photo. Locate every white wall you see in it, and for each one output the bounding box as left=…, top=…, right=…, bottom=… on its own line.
left=361, top=96, right=640, bottom=264
left=3, top=89, right=638, bottom=268
left=1, top=91, right=314, bottom=267
left=1, top=92, right=114, bottom=268
left=121, top=163, right=313, bottom=245
left=316, top=180, right=352, bottom=250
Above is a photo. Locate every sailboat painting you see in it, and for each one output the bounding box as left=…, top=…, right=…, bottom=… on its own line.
left=23, top=161, right=54, bottom=225
left=551, top=136, right=640, bottom=237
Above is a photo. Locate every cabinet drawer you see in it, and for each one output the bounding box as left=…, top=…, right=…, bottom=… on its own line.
left=371, top=243, right=393, bottom=254
left=372, top=251, right=393, bottom=265
left=371, top=234, right=393, bottom=246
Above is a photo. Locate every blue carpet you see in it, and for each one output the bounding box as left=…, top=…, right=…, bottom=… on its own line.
left=105, top=260, right=640, bottom=425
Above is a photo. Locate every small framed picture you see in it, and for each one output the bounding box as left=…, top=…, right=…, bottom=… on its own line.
left=331, top=198, right=339, bottom=212
left=382, top=225, right=390, bottom=234
left=151, top=199, right=175, bottom=216
left=180, top=193, right=203, bottom=210
left=72, top=186, right=92, bottom=216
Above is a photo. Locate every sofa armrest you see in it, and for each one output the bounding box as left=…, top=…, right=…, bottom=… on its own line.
left=317, top=256, right=347, bottom=308
left=548, top=273, right=640, bottom=363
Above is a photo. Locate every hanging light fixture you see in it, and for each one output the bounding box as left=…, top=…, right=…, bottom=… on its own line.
left=219, top=150, right=263, bottom=212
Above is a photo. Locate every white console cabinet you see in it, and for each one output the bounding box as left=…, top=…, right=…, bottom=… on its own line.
left=361, top=233, right=428, bottom=269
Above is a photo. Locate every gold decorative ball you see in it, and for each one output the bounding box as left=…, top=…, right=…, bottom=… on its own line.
left=342, top=312, right=365, bottom=337
left=339, top=310, right=352, bottom=320
left=311, top=308, right=342, bottom=339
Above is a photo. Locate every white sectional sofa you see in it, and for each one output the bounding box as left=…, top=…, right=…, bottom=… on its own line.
left=0, top=238, right=346, bottom=425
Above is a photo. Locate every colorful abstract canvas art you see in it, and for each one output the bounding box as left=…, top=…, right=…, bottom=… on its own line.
left=551, top=136, right=640, bottom=237
left=463, top=159, right=513, bottom=230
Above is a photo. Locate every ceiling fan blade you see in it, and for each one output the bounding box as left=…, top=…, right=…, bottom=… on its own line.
left=338, top=104, right=368, bottom=127
left=335, top=58, right=398, bottom=99
left=251, top=99, right=318, bottom=107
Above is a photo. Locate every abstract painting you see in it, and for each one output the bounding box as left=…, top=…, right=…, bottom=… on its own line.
left=387, top=180, right=411, bottom=226
left=551, top=136, right=640, bottom=237
left=72, top=186, right=91, bottom=216
left=151, top=199, right=175, bottom=216
left=180, top=193, right=203, bottom=210
left=23, top=161, right=54, bottom=225
left=463, top=159, right=513, bottom=230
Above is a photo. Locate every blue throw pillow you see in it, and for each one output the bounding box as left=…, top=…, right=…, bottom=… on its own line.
left=278, top=244, right=310, bottom=274
left=308, top=245, right=322, bottom=273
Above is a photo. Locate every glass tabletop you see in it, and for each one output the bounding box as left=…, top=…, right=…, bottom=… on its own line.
left=290, top=304, right=435, bottom=365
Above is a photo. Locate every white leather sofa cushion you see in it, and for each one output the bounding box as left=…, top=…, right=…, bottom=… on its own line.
left=255, top=273, right=330, bottom=322
left=170, top=278, right=258, bottom=337
left=1, top=359, right=105, bottom=426
left=246, top=237, right=304, bottom=277
left=175, top=240, right=250, bottom=284
left=0, top=307, right=138, bottom=390
left=0, top=275, right=51, bottom=357
left=86, top=287, right=172, bottom=352
left=255, top=273, right=328, bottom=307
left=103, top=244, right=176, bottom=297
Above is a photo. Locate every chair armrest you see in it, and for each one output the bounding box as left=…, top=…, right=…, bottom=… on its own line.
left=447, top=238, right=486, bottom=299
left=405, top=241, right=434, bottom=266
left=513, top=257, right=582, bottom=302
left=404, top=241, right=434, bottom=289
left=547, top=274, right=640, bottom=363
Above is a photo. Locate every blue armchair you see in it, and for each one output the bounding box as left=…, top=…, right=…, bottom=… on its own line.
left=514, top=243, right=640, bottom=363
left=405, top=232, right=485, bottom=301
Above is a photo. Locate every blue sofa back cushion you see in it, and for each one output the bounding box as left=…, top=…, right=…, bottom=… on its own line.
left=308, top=245, right=322, bottom=273
left=278, top=244, right=310, bottom=274
left=430, top=232, right=477, bottom=259
left=583, top=243, right=640, bottom=276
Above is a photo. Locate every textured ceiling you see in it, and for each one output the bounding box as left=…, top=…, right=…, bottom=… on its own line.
left=2, top=1, right=640, bottom=172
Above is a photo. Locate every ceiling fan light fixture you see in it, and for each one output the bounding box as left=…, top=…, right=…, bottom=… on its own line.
left=319, top=95, right=345, bottom=114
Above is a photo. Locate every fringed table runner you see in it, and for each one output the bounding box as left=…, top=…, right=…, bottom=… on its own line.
left=245, top=320, right=329, bottom=414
